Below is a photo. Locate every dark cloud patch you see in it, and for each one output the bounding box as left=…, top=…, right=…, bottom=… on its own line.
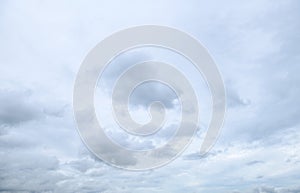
left=183, top=152, right=204, bottom=160
left=221, top=2, right=300, bottom=142
left=252, top=186, right=300, bottom=193
left=129, top=81, right=177, bottom=109
left=246, top=160, right=265, bottom=166
left=183, top=148, right=224, bottom=160
left=0, top=151, right=63, bottom=192
left=0, top=89, right=68, bottom=127
left=43, top=104, right=68, bottom=118
left=226, top=82, right=251, bottom=108
left=64, top=157, right=101, bottom=173
left=97, top=49, right=178, bottom=109
left=0, top=89, right=43, bottom=125
left=100, top=50, right=152, bottom=87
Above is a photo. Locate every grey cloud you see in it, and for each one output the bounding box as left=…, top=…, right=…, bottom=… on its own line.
left=218, top=0, right=300, bottom=144
left=183, top=147, right=224, bottom=160
left=246, top=160, right=265, bottom=166
left=98, top=49, right=178, bottom=109
left=129, top=81, right=177, bottom=109
left=226, top=82, right=251, bottom=108
left=0, top=89, right=67, bottom=127
left=43, top=104, right=68, bottom=118
left=102, top=50, right=152, bottom=84
left=64, top=158, right=97, bottom=173
left=183, top=152, right=205, bottom=160
left=251, top=186, right=300, bottom=193
left=0, top=151, right=63, bottom=192
left=0, top=89, right=43, bottom=125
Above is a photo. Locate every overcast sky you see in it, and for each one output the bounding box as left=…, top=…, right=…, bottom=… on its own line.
left=1, top=0, right=300, bottom=192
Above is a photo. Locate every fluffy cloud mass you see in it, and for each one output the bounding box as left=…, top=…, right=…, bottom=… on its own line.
left=1, top=0, right=300, bottom=192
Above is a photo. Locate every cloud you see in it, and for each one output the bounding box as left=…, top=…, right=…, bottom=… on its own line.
left=0, top=0, right=300, bottom=192
left=0, top=88, right=68, bottom=128
left=246, top=160, right=265, bottom=166
left=235, top=186, right=300, bottom=193
left=98, top=49, right=178, bottom=109
left=0, top=89, right=43, bottom=126
left=0, top=150, right=62, bottom=192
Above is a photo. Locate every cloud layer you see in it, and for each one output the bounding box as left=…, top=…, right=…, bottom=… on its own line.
left=1, top=0, right=300, bottom=192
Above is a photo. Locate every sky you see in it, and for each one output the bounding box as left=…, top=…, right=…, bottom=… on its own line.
left=0, top=0, right=300, bottom=192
